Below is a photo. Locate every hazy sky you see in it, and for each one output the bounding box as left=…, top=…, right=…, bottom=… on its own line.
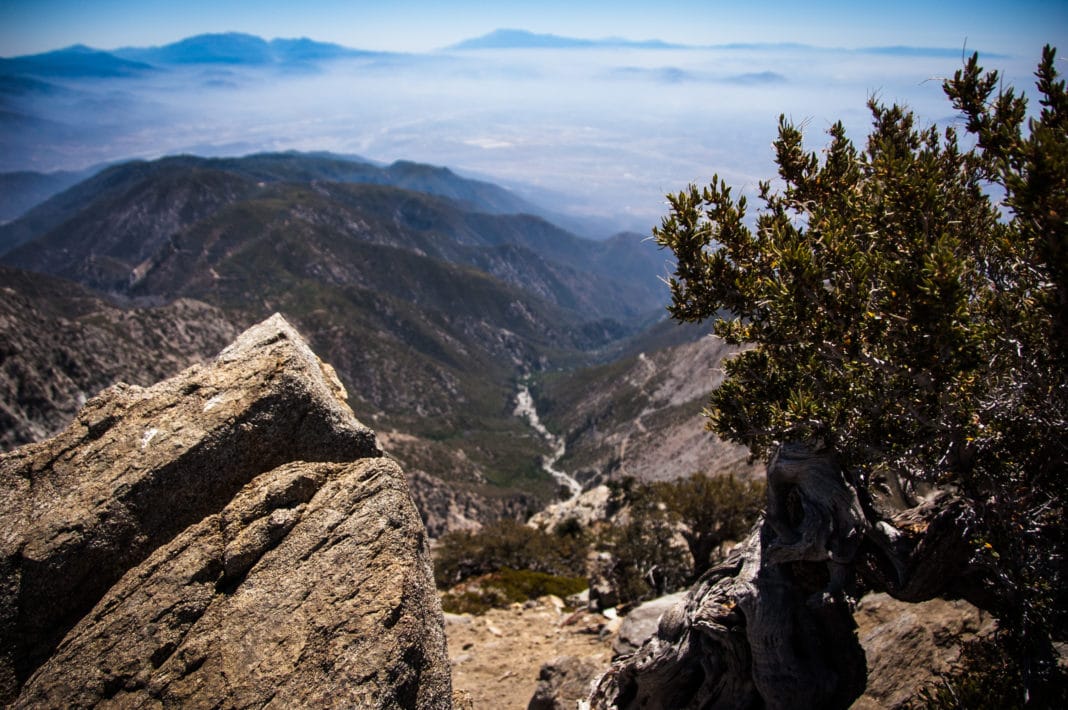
left=1, top=0, right=1064, bottom=57
left=1, top=1, right=1065, bottom=231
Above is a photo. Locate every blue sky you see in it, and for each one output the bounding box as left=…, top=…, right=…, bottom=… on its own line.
left=0, top=0, right=1064, bottom=57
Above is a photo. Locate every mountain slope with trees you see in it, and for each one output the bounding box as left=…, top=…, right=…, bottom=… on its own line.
left=0, top=153, right=671, bottom=511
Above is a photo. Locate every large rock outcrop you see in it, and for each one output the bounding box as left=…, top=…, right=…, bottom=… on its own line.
left=851, top=593, right=994, bottom=709
left=0, top=313, right=451, bottom=707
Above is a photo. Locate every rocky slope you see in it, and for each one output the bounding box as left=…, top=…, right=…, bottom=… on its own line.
left=0, top=154, right=669, bottom=508
left=0, top=314, right=450, bottom=707
left=535, top=332, right=760, bottom=487
left=0, top=264, right=238, bottom=450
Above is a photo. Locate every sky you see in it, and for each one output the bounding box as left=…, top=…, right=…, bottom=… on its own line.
left=1, top=0, right=1065, bottom=57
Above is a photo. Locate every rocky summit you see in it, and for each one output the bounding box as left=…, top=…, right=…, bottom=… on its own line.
left=0, top=314, right=451, bottom=708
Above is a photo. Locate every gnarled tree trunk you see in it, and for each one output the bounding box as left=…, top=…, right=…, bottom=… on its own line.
left=590, top=444, right=985, bottom=709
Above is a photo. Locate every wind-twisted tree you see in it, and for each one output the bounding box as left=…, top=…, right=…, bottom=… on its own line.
left=591, top=47, right=1065, bottom=708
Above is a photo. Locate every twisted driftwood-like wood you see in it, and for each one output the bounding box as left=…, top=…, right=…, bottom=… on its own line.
left=590, top=444, right=982, bottom=709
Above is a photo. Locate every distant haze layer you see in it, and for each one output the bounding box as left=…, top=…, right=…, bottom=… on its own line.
left=0, top=34, right=1048, bottom=232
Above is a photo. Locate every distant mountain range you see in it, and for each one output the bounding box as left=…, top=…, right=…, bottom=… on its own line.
left=0, top=33, right=380, bottom=77
left=445, top=29, right=999, bottom=57
left=0, top=30, right=997, bottom=75
left=0, top=44, right=154, bottom=78
left=112, top=33, right=379, bottom=66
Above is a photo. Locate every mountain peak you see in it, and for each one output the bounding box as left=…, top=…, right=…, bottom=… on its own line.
left=109, top=33, right=373, bottom=66
left=448, top=29, right=683, bottom=51
left=450, top=29, right=594, bottom=50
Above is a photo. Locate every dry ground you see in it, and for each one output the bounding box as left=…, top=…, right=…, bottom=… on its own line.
left=445, top=598, right=616, bottom=709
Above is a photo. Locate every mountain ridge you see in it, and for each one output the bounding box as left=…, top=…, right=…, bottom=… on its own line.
left=0, top=45, right=154, bottom=77
left=112, top=32, right=382, bottom=66
left=0, top=154, right=670, bottom=508
left=0, top=155, right=665, bottom=322
left=0, top=152, right=553, bottom=255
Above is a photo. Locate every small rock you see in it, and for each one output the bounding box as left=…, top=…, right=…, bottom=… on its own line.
left=599, top=616, right=623, bottom=641
left=566, top=588, right=590, bottom=609
left=528, top=655, right=603, bottom=710
left=612, top=592, right=687, bottom=657
left=444, top=613, right=472, bottom=626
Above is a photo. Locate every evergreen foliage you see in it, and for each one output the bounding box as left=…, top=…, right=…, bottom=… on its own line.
left=653, top=47, right=1066, bottom=702
left=433, top=518, right=588, bottom=589
left=653, top=473, right=765, bottom=578
left=597, top=480, right=690, bottom=606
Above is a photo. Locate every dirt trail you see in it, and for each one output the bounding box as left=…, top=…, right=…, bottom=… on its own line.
left=446, top=598, right=615, bottom=709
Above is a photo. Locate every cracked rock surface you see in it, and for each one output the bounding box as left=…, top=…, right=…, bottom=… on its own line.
left=0, top=314, right=451, bottom=708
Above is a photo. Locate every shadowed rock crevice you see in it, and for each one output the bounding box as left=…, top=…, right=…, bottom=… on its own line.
left=0, top=314, right=451, bottom=708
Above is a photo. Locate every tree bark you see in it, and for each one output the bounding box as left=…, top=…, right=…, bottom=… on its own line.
left=589, top=443, right=984, bottom=709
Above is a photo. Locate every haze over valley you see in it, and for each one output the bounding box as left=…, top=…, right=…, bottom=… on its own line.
left=1, top=27, right=1051, bottom=232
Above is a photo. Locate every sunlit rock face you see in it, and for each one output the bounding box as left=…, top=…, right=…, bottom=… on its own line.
left=0, top=314, right=451, bottom=709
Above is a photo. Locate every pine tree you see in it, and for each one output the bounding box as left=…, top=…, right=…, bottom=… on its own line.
left=654, top=47, right=1066, bottom=704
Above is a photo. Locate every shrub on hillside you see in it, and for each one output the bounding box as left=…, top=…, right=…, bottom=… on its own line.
left=433, top=518, right=588, bottom=589
left=435, top=474, right=765, bottom=611
left=595, top=474, right=766, bottom=605
left=653, top=473, right=765, bottom=578
left=597, top=515, right=689, bottom=608
left=440, top=568, right=588, bottom=615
